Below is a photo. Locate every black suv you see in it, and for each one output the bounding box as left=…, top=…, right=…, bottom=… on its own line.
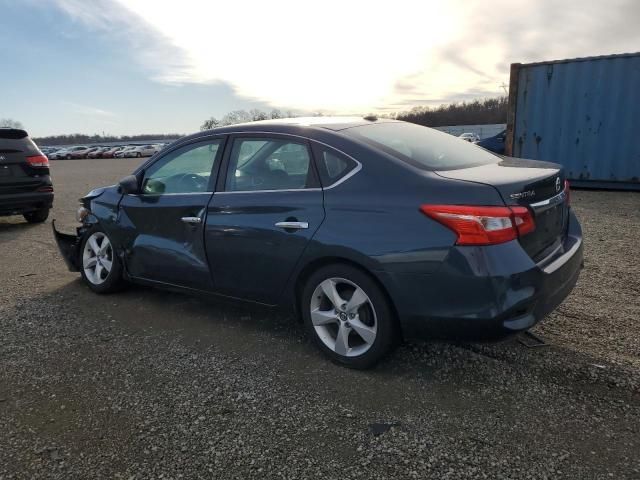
left=0, top=128, right=53, bottom=223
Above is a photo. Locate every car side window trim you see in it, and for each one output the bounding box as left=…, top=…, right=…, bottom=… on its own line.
left=214, top=134, right=361, bottom=194
left=310, top=142, right=362, bottom=190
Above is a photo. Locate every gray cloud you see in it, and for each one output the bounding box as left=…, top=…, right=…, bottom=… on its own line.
left=393, top=0, right=640, bottom=109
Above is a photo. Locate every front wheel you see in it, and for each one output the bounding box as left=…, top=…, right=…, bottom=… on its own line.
left=79, top=226, right=126, bottom=293
left=301, top=264, right=397, bottom=369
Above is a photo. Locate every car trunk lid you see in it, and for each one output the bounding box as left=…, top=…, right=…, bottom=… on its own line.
left=435, top=157, right=569, bottom=262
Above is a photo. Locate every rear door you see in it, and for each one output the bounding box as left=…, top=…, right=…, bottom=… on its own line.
left=0, top=129, right=47, bottom=195
left=205, top=134, right=325, bottom=304
left=118, top=137, right=225, bottom=290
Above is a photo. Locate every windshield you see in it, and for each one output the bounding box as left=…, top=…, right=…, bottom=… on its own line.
left=343, top=122, right=499, bottom=170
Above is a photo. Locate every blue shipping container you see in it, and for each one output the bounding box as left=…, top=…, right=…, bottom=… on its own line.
left=505, top=52, right=640, bottom=189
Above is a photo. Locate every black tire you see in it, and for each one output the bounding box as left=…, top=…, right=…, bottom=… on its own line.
left=301, top=263, right=397, bottom=369
left=79, top=225, right=126, bottom=294
left=23, top=208, right=49, bottom=223
left=66, top=154, right=72, bottom=160
left=136, top=152, right=141, bottom=158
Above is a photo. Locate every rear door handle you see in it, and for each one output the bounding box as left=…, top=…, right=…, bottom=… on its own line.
left=275, top=221, right=308, bottom=230
left=181, top=216, right=202, bottom=225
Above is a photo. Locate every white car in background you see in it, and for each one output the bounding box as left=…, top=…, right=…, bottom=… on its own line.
left=114, top=146, right=138, bottom=158
left=129, top=144, right=161, bottom=157
left=458, top=133, right=480, bottom=143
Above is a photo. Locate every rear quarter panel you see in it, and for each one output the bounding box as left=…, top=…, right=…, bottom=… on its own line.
left=283, top=138, right=508, bottom=309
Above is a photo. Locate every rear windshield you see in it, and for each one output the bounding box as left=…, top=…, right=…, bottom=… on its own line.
left=0, top=128, right=28, bottom=140
left=343, top=122, right=499, bottom=170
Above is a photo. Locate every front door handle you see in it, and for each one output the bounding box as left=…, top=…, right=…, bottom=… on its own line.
left=275, top=221, right=308, bottom=230
left=181, top=216, right=202, bottom=225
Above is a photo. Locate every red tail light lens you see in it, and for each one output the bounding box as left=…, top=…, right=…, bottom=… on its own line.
left=564, top=179, right=570, bottom=205
left=26, top=155, right=49, bottom=168
left=420, top=204, right=535, bottom=246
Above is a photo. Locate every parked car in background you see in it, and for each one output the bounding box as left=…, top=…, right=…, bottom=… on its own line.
left=87, top=147, right=109, bottom=159
left=0, top=128, right=53, bottom=223
left=129, top=144, right=160, bottom=157
left=54, top=117, right=583, bottom=369
left=49, top=148, right=69, bottom=160
left=101, top=146, right=122, bottom=158
left=71, top=147, right=100, bottom=159
left=476, top=130, right=506, bottom=154
left=55, top=146, right=88, bottom=159
left=115, top=146, right=137, bottom=158
left=458, top=132, right=480, bottom=143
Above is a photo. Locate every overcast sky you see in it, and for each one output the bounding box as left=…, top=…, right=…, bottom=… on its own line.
left=2, top=0, right=639, bottom=136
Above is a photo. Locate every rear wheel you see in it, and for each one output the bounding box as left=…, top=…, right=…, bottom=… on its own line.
left=23, top=208, right=49, bottom=223
left=301, top=264, right=397, bottom=369
left=79, top=226, right=125, bottom=293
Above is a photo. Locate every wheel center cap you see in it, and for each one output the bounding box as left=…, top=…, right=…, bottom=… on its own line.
left=339, top=312, right=347, bottom=321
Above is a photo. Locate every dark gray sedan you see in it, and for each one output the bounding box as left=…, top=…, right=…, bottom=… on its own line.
left=54, top=117, right=583, bottom=368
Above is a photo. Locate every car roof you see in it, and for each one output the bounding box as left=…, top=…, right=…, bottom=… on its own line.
left=198, top=116, right=399, bottom=137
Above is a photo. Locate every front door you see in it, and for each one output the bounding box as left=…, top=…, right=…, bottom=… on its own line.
left=118, top=138, right=224, bottom=290
left=206, top=135, right=325, bottom=304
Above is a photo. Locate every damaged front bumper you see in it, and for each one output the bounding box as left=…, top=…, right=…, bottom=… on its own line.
left=52, top=220, right=83, bottom=272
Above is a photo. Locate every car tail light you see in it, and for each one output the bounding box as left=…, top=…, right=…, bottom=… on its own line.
left=37, top=186, right=54, bottom=192
left=26, top=155, right=49, bottom=168
left=564, top=179, right=570, bottom=205
left=420, top=204, right=535, bottom=246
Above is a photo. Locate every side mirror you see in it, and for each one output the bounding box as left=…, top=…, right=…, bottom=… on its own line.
left=118, top=174, right=140, bottom=194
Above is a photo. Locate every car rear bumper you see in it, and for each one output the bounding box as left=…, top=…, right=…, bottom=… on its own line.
left=381, top=210, right=584, bottom=341
left=0, top=191, right=53, bottom=216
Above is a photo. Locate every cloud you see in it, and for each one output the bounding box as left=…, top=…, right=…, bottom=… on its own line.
left=52, top=0, right=640, bottom=113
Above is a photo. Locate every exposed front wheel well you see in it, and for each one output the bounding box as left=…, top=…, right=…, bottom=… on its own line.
left=293, top=257, right=402, bottom=339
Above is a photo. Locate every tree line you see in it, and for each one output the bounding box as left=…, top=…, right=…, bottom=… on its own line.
left=394, top=97, right=507, bottom=127
left=4, top=96, right=508, bottom=144
left=200, top=97, right=508, bottom=130
left=31, top=133, right=182, bottom=146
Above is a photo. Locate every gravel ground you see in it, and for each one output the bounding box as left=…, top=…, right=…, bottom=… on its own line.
left=1, top=158, right=639, bottom=479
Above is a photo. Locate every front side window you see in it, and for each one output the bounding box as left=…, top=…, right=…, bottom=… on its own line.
left=142, top=140, right=222, bottom=194
left=225, top=138, right=316, bottom=192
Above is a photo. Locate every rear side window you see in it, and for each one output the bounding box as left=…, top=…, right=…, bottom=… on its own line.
left=343, top=122, right=499, bottom=170
left=311, top=144, right=357, bottom=186
left=225, top=138, right=317, bottom=192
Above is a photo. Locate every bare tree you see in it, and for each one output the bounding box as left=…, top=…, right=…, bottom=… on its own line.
left=200, top=117, right=220, bottom=131
left=220, top=110, right=252, bottom=126
left=249, top=109, right=268, bottom=121
left=0, top=118, right=24, bottom=129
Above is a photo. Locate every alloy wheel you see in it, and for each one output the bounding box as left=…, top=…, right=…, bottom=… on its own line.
left=82, top=232, right=113, bottom=285
left=310, top=277, right=378, bottom=357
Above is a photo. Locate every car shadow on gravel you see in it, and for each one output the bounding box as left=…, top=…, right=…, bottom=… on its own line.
left=3, top=279, right=640, bottom=479
left=34, top=278, right=640, bottom=399
left=0, top=217, right=40, bottom=233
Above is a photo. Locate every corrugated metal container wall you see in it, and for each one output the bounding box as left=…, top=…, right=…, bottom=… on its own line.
left=506, top=53, right=640, bottom=189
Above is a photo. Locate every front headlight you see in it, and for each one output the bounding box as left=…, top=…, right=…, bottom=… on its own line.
left=76, top=206, right=90, bottom=223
